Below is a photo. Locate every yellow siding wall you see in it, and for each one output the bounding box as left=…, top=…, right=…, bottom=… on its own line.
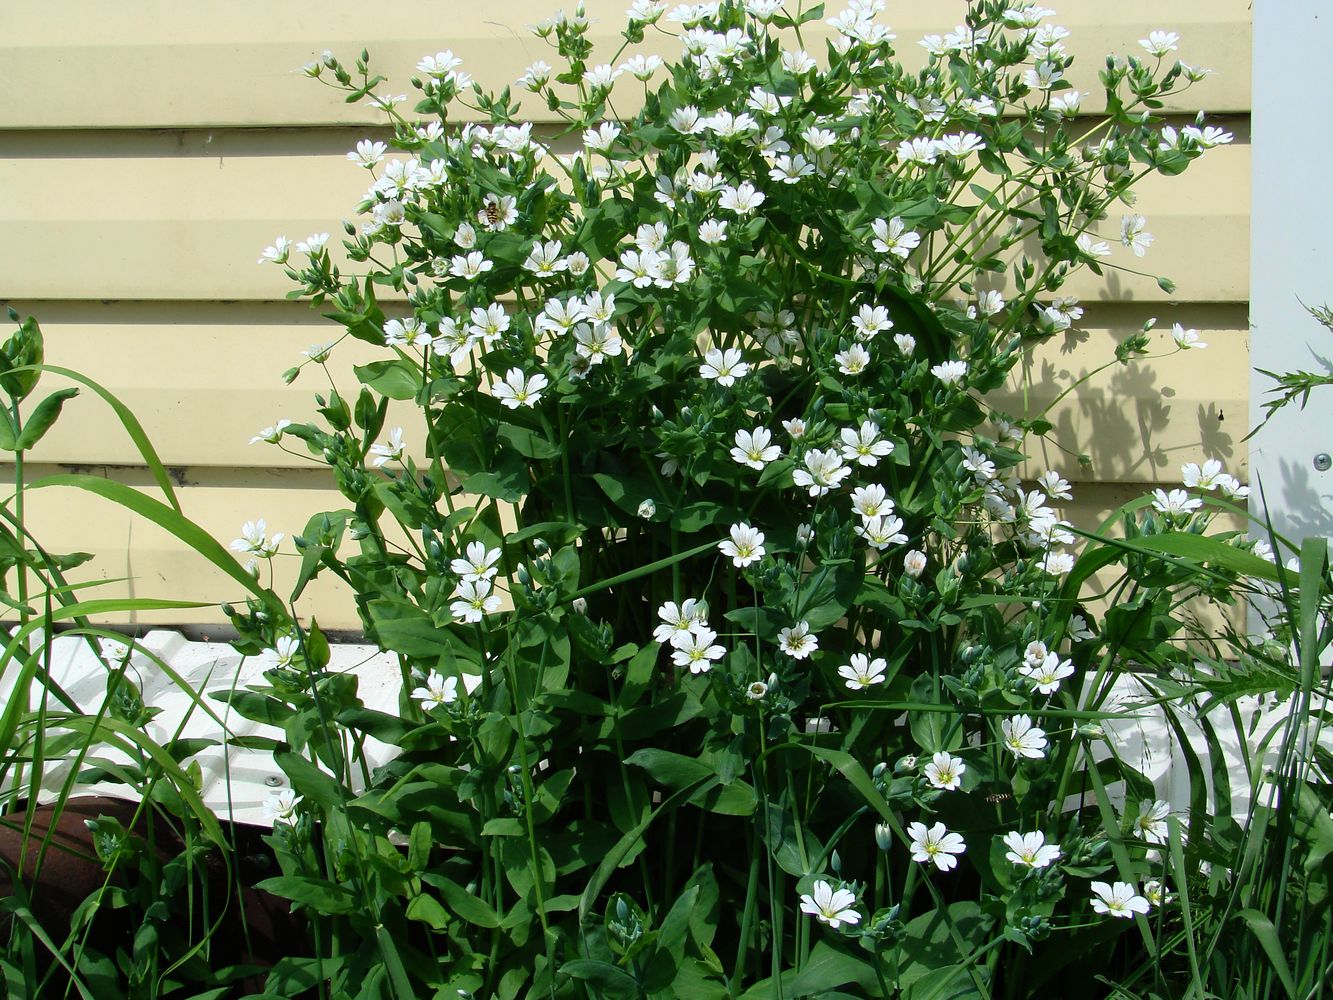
left=0, top=1, right=1252, bottom=627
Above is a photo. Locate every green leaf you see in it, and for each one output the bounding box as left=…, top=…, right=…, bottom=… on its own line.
left=405, top=892, right=451, bottom=930
left=354, top=359, right=422, bottom=400
left=255, top=875, right=359, bottom=914
left=275, top=750, right=348, bottom=810
left=28, top=474, right=281, bottom=613
left=625, top=749, right=756, bottom=816
left=559, top=959, right=642, bottom=997
left=420, top=873, right=502, bottom=928
left=12, top=387, right=78, bottom=451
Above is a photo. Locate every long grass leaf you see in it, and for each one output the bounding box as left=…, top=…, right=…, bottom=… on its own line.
left=27, top=473, right=285, bottom=616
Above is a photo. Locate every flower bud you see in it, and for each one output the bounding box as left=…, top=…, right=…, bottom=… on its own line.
left=874, top=822, right=894, bottom=851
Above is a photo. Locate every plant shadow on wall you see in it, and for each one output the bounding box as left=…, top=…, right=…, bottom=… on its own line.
left=5, top=1, right=1333, bottom=999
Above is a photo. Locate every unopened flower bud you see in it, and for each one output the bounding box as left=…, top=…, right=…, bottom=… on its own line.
left=903, top=549, right=926, bottom=577
left=637, top=498, right=656, bottom=519
left=572, top=597, right=588, bottom=614
left=875, top=822, right=894, bottom=851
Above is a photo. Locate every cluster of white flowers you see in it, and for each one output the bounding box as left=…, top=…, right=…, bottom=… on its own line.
left=655, top=598, right=725, bottom=673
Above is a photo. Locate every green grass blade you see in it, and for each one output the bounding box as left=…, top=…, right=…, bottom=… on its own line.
left=28, top=473, right=285, bottom=616
left=10, top=364, right=182, bottom=511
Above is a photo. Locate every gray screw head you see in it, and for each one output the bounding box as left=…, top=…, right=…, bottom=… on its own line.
left=1315, top=453, right=1332, bottom=472
left=264, top=775, right=284, bottom=787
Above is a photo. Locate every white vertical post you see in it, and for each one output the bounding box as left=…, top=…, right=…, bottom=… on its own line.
left=1249, top=2, right=1333, bottom=579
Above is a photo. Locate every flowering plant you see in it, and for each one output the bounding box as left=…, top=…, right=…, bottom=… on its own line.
left=226, top=2, right=1283, bottom=996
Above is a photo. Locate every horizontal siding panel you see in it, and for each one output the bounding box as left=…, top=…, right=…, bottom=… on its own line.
left=0, top=1, right=1249, bottom=130
left=5, top=463, right=1245, bottom=629
left=7, top=300, right=1245, bottom=484
left=0, top=132, right=1248, bottom=302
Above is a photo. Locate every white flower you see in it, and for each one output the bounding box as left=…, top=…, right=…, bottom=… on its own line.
left=1068, top=614, right=1095, bottom=642
left=1171, top=323, right=1207, bottom=350
left=1121, top=215, right=1154, bottom=257
left=669, top=106, right=705, bottom=133
left=1139, top=30, right=1180, bottom=57
left=904, top=549, right=927, bottom=577
left=347, top=139, right=387, bottom=168
left=851, top=483, right=894, bottom=520
left=232, top=518, right=283, bottom=558
left=258, top=635, right=300, bottom=669
left=894, top=333, right=917, bottom=356
left=250, top=419, right=293, bottom=445
left=731, top=427, right=781, bottom=470
left=1050, top=91, right=1084, bottom=117
left=707, top=110, right=759, bottom=138
left=856, top=514, right=909, bottom=550
left=777, top=621, right=818, bottom=660
left=621, top=53, right=664, bottom=80
left=976, top=290, right=1006, bottom=317
left=412, top=669, right=459, bottom=707
left=491, top=368, right=549, bottom=409
left=1091, top=881, right=1151, bottom=918
left=384, top=317, right=433, bottom=349
left=931, top=360, right=968, bottom=386
left=418, top=50, right=462, bottom=77
left=793, top=448, right=851, bottom=496
left=870, top=217, right=921, bottom=259
left=936, top=132, right=986, bottom=157
left=769, top=154, right=815, bottom=184
left=574, top=324, right=624, bottom=366
left=842, top=424, right=895, bottom=469
left=1151, top=488, right=1202, bottom=518
left=799, top=880, right=861, bottom=928
left=523, top=240, right=567, bottom=278
left=801, top=125, right=837, bottom=151
left=450, top=541, right=502, bottom=582
left=1019, top=651, right=1075, bottom=695
left=745, top=679, right=769, bottom=700
left=450, top=578, right=502, bottom=623
left=1003, top=831, right=1061, bottom=869
left=782, top=418, right=807, bottom=440
left=908, top=821, right=966, bottom=871
left=1038, top=470, right=1073, bottom=500
left=654, top=598, right=708, bottom=643
left=1143, top=880, right=1170, bottom=907
left=450, top=251, right=494, bottom=280
left=700, top=347, right=750, bottom=386
left=1181, top=458, right=1223, bottom=489
left=719, top=182, right=766, bottom=215
left=1023, top=60, right=1063, bottom=89
left=583, top=63, right=622, bottom=90
left=258, top=237, right=291, bottom=265
left=924, top=751, right=966, bottom=791
left=838, top=653, right=888, bottom=689
left=477, top=194, right=518, bottom=232
left=452, top=222, right=477, bottom=249
left=720, top=522, right=766, bottom=567
left=962, top=446, right=996, bottom=482
left=295, top=233, right=329, bottom=255
left=783, top=49, right=818, bottom=75
left=1077, top=233, right=1113, bottom=258
left=1133, top=799, right=1171, bottom=845
left=897, top=136, right=940, bottom=165
left=1001, top=715, right=1048, bottom=759
left=263, top=789, right=303, bottom=827
left=368, top=427, right=406, bottom=468
left=1041, top=551, right=1075, bottom=576
left=796, top=522, right=814, bottom=546
left=1182, top=124, right=1232, bottom=148
left=518, top=60, right=552, bottom=89
left=698, top=219, right=729, bottom=244
left=583, top=121, right=623, bottom=153
left=851, top=304, right=892, bottom=341
left=834, top=344, right=871, bottom=375
left=670, top=626, right=726, bottom=673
